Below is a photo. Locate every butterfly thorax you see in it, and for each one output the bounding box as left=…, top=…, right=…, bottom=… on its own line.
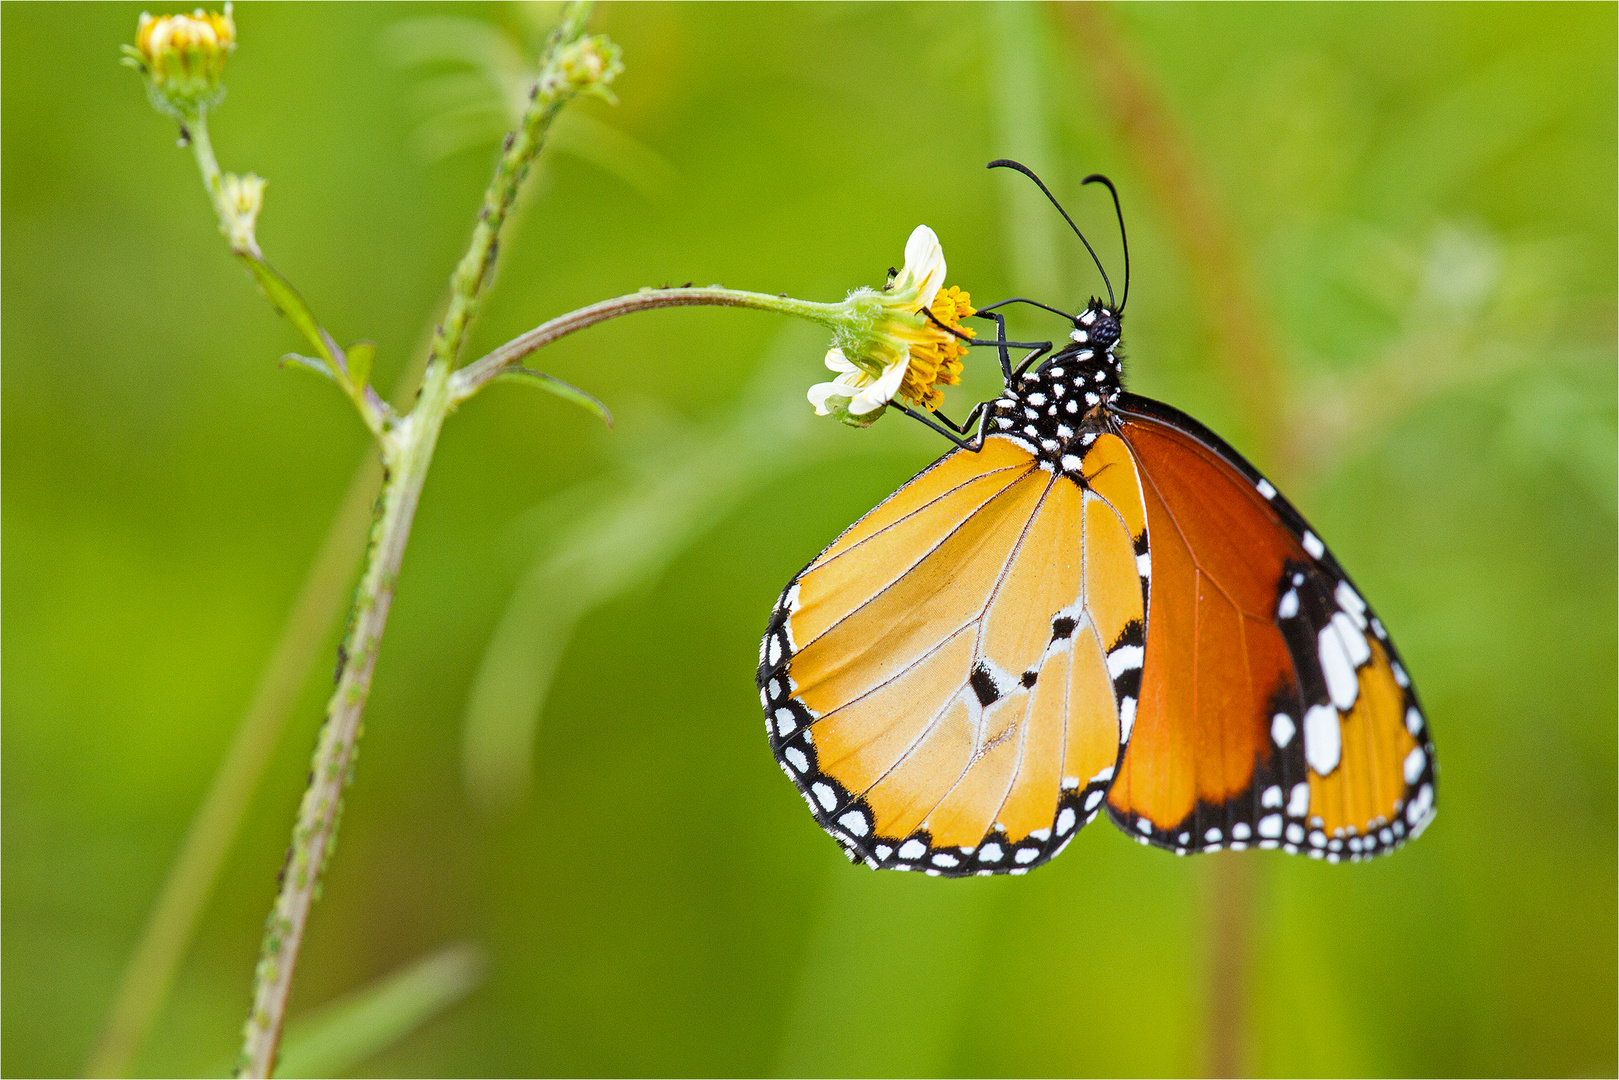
left=985, top=300, right=1123, bottom=474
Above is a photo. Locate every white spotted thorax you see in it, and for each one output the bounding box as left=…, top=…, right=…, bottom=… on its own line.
left=987, top=299, right=1123, bottom=472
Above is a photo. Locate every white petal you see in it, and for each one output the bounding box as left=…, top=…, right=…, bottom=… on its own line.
left=806, top=381, right=844, bottom=414
left=901, top=225, right=947, bottom=309
left=823, top=347, right=857, bottom=374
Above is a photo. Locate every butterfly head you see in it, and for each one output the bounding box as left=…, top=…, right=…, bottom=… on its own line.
left=1070, top=299, right=1122, bottom=355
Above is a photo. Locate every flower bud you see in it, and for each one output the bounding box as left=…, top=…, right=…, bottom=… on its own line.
left=124, top=5, right=236, bottom=118
left=540, top=35, right=624, bottom=103
left=220, top=172, right=265, bottom=254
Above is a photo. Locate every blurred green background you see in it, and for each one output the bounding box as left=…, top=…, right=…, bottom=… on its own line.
left=4, top=2, right=1615, bottom=1077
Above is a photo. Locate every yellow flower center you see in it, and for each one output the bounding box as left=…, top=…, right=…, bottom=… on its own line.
left=898, top=286, right=975, bottom=411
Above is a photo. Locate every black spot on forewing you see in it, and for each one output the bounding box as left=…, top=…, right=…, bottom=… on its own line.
left=970, top=664, right=1001, bottom=707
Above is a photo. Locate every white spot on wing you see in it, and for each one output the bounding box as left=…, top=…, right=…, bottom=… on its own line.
left=1258, top=814, right=1284, bottom=839
left=1335, top=580, right=1368, bottom=628
left=1404, top=746, right=1427, bottom=784
left=1331, top=612, right=1372, bottom=666
left=812, top=782, right=837, bottom=811
left=898, top=839, right=926, bottom=860
left=1406, top=783, right=1434, bottom=825
left=784, top=747, right=808, bottom=773
left=1303, top=704, right=1341, bottom=775
left=1256, top=478, right=1277, bottom=499
left=1318, top=625, right=1360, bottom=710
left=774, top=709, right=797, bottom=737
left=1261, top=785, right=1283, bottom=809
left=1271, top=712, right=1296, bottom=748
left=1302, top=530, right=1325, bottom=559
left=1406, top=706, right=1423, bottom=735
left=1107, top=645, right=1144, bottom=678
left=1277, top=589, right=1299, bottom=619
left=1056, top=807, right=1077, bottom=835
left=1287, top=782, right=1311, bottom=818
left=838, top=810, right=869, bottom=837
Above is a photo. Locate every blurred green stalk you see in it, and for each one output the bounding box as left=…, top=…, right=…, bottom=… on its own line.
left=270, top=943, right=485, bottom=1079
left=83, top=453, right=383, bottom=1080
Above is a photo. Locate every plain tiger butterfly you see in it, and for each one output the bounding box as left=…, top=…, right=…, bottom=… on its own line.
left=757, top=160, right=1436, bottom=876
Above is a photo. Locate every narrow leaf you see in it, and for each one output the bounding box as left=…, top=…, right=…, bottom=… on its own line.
left=270, top=943, right=484, bottom=1078
left=346, top=341, right=377, bottom=389
left=239, top=253, right=335, bottom=364
left=279, top=353, right=336, bottom=382
left=495, top=366, right=613, bottom=428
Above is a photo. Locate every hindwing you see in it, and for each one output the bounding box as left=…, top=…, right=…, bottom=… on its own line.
left=1105, top=393, right=1437, bottom=861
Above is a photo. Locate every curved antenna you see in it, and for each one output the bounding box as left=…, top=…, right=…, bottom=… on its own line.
left=1082, top=174, right=1130, bottom=312
left=987, top=158, right=1114, bottom=310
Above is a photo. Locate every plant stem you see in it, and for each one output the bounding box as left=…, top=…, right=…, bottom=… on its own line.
left=237, top=367, right=449, bottom=1078
left=235, top=5, right=601, bottom=1073
left=452, top=287, right=849, bottom=402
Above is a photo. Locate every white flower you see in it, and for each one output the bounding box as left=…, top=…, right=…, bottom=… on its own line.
left=807, top=225, right=957, bottom=422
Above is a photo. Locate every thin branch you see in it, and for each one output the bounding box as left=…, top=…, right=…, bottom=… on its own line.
left=452, top=287, right=848, bottom=403
left=235, top=5, right=604, bottom=1074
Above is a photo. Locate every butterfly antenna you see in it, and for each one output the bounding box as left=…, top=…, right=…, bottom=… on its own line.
left=987, top=158, right=1114, bottom=310
left=1082, top=174, right=1129, bottom=313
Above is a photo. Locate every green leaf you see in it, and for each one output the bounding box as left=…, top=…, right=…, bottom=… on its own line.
left=238, top=253, right=335, bottom=364
left=279, top=353, right=336, bottom=382
left=494, top=366, right=613, bottom=428
left=269, top=943, right=484, bottom=1078
left=346, top=341, right=377, bottom=389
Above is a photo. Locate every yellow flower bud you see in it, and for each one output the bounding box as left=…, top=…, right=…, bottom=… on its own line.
left=125, top=5, right=236, bottom=118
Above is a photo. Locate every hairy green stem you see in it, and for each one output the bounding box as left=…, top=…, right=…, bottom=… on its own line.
left=452, top=287, right=850, bottom=402
left=236, top=368, right=448, bottom=1079
left=235, top=5, right=599, bottom=1074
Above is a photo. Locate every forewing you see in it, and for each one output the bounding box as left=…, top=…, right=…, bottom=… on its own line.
left=758, top=434, right=1150, bottom=876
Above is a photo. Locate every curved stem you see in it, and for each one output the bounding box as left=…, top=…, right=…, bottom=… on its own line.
left=452, top=287, right=848, bottom=402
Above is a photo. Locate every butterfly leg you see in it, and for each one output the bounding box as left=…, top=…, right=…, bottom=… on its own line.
left=969, top=309, right=1052, bottom=380
left=891, top=401, right=982, bottom=451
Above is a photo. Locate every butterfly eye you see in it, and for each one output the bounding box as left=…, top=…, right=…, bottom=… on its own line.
left=1080, top=313, right=1120, bottom=350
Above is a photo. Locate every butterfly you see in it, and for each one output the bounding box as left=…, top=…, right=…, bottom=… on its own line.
left=757, top=160, right=1436, bottom=876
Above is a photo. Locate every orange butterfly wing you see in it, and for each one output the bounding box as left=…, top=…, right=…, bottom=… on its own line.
left=1106, top=394, right=1436, bottom=860
left=758, top=433, right=1149, bottom=875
